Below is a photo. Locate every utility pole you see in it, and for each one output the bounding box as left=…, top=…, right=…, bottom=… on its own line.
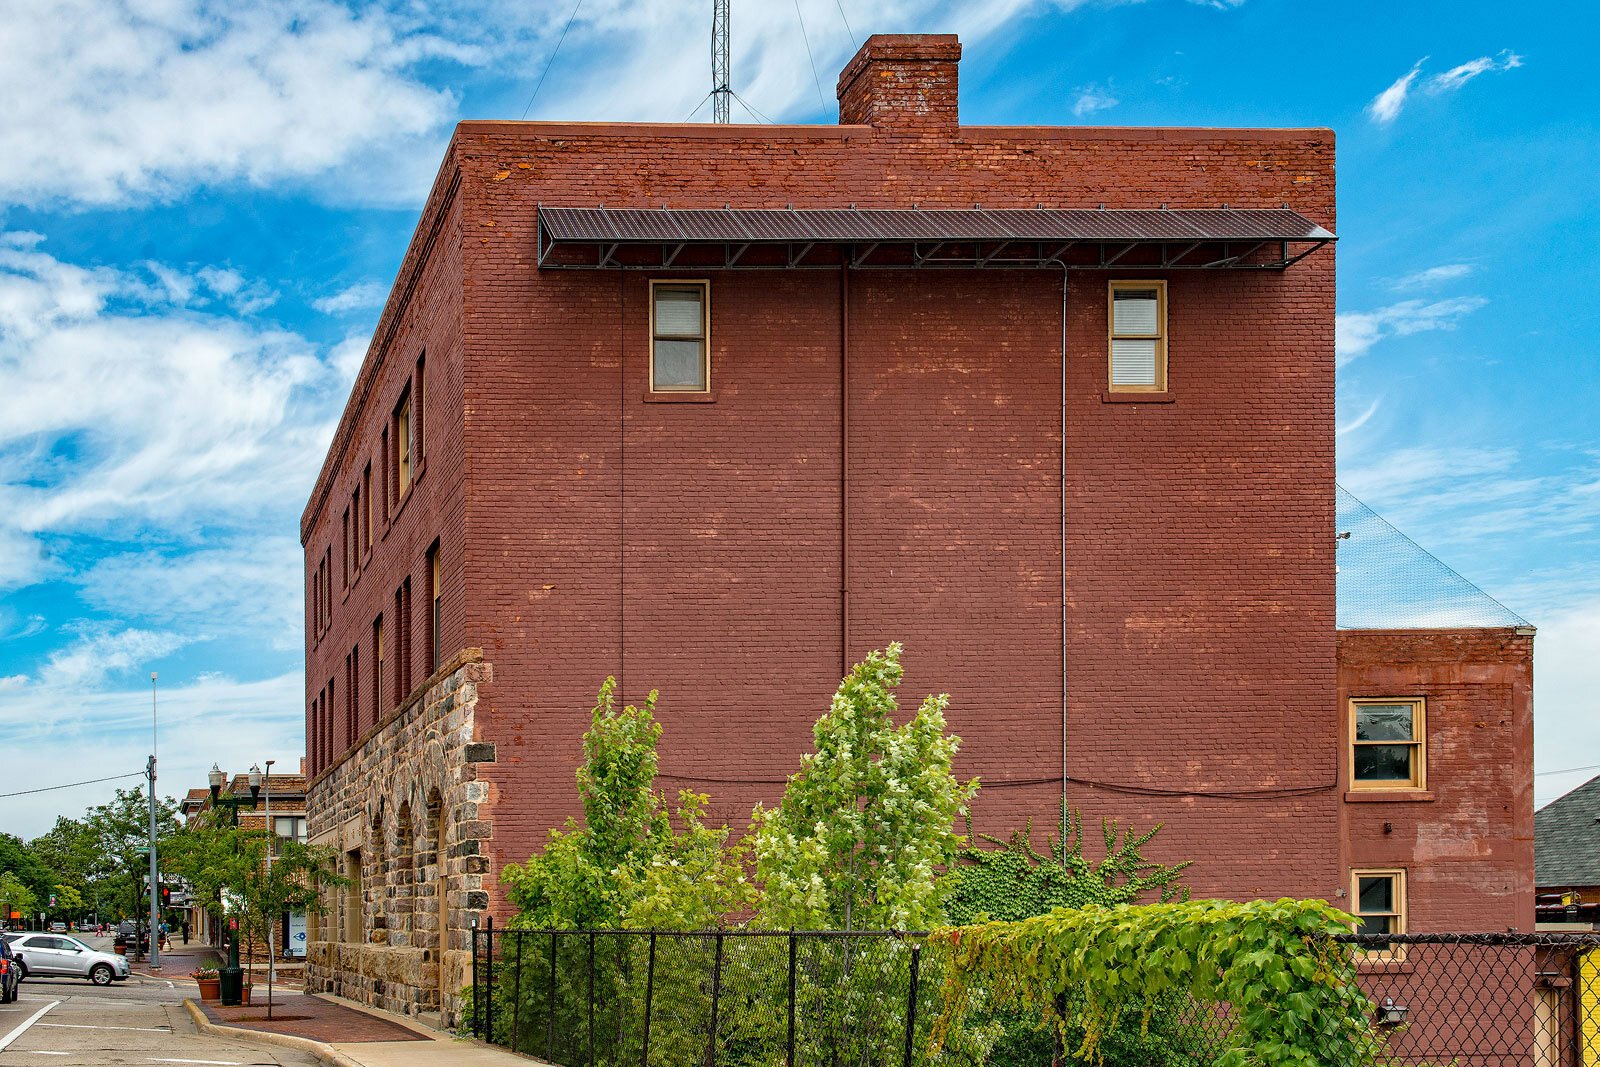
left=711, top=0, right=730, bottom=123
left=147, top=672, right=160, bottom=971
left=264, top=759, right=276, bottom=1013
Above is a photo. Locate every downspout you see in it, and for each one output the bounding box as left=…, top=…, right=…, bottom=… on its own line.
left=1057, top=262, right=1070, bottom=807
left=840, top=263, right=851, bottom=676
left=619, top=270, right=627, bottom=696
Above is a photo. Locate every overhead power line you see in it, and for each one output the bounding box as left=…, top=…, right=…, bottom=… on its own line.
left=794, top=0, right=826, bottom=110
left=521, top=0, right=586, bottom=121
left=0, top=771, right=143, bottom=800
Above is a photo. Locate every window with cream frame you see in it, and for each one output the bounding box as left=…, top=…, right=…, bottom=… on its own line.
left=1350, top=697, right=1427, bottom=791
left=1351, top=868, right=1407, bottom=959
left=1107, top=280, right=1168, bottom=391
left=650, top=280, right=710, bottom=393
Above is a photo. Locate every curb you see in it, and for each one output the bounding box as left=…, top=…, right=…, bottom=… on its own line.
left=182, top=997, right=363, bottom=1067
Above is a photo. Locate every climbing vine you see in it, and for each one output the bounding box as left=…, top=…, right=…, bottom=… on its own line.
left=946, top=806, right=1190, bottom=925
left=931, top=898, right=1382, bottom=1067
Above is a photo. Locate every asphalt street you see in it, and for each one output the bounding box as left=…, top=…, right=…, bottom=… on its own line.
left=0, top=937, right=316, bottom=1067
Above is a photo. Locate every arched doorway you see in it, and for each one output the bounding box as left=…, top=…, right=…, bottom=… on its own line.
left=427, top=789, right=446, bottom=1014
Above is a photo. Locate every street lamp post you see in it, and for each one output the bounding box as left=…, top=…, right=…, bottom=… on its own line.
left=263, top=759, right=276, bottom=1014
left=208, top=763, right=261, bottom=1007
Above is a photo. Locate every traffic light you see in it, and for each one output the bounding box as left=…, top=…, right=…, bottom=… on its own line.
left=159, top=886, right=171, bottom=906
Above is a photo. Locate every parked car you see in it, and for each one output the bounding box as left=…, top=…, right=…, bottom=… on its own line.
left=7, top=933, right=130, bottom=985
left=48, top=921, right=67, bottom=933
left=0, top=937, right=19, bottom=1002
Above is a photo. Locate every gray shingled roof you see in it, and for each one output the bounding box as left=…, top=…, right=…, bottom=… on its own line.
left=1536, top=774, right=1600, bottom=887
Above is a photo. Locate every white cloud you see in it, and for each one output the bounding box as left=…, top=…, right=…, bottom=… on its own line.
left=1368, top=50, right=1522, bottom=125
left=1533, top=597, right=1600, bottom=807
left=1388, top=263, right=1475, bottom=291
left=1336, top=397, right=1382, bottom=437
left=0, top=669, right=307, bottom=838
left=1425, top=49, right=1523, bottom=95
left=1335, top=295, right=1488, bottom=366
left=77, top=537, right=306, bottom=652
left=0, top=0, right=464, bottom=208
left=1367, top=60, right=1424, bottom=124
left=313, top=281, right=388, bottom=316
left=0, top=238, right=342, bottom=548
left=38, top=626, right=197, bottom=691
left=1072, top=84, right=1120, bottom=117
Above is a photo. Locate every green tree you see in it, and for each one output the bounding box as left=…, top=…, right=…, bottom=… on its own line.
left=0, top=833, right=54, bottom=907
left=164, top=811, right=344, bottom=1017
left=502, top=678, right=750, bottom=930
left=752, top=643, right=977, bottom=931
left=0, top=872, right=37, bottom=926
left=82, top=787, right=180, bottom=923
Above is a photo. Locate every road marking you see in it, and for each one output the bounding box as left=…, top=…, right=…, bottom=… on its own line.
left=0, top=998, right=59, bottom=1051
left=149, top=1060, right=243, bottom=1066
left=37, top=1021, right=173, bottom=1032
left=30, top=1052, right=71, bottom=1057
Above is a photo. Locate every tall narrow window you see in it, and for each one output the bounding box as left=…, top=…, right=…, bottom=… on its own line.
left=427, top=541, right=442, bottom=675
left=323, top=548, right=333, bottom=629
left=372, top=615, right=385, bottom=723
left=341, top=507, right=351, bottom=589
left=414, top=353, right=426, bottom=462
left=361, top=462, right=373, bottom=551
left=1108, top=280, right=1167, bottom=392
left=650, top=281, right=710, bottom=392
left=1350, top=698, right=1427, bottom=791
left=380, top=428, right=390, bottom=519
left=344, top=652, right=355, bottom=744
left=394, top=388, right=412, bottom=500
left=350, top=645, right=360, bottom=736
left=394, top=579, right=412, bottom=703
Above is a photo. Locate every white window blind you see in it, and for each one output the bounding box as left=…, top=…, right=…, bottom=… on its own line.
left=653, top=289, right=703, bottom=336
left=1113, top=289, right=1160, bottom=334
left=1110, top=338, right=1159, bottom=386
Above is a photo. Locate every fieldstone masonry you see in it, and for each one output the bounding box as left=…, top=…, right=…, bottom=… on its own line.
left=305, top=650, right=495, bottom=1025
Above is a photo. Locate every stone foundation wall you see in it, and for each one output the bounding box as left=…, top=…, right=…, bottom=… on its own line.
left=305, top=651, right=495, bottom=1025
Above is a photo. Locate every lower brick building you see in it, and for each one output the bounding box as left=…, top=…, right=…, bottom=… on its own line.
left=296, top=34, right=1535, bottom=1024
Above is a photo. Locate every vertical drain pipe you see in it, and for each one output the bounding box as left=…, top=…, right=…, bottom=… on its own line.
left=1057, top=262, right=1070, bottom=805
left=840, top=263, right=851, bottom=676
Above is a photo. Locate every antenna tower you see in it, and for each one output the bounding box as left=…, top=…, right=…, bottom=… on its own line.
left=712, top=0, right=731, bottom=123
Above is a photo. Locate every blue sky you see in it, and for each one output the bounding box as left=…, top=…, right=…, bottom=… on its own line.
left=1, top=0, right=1595, bottom=837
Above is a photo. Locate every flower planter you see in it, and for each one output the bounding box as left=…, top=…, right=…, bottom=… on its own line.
left=195, top=977, right=220, bottom=1002
left=240, top=986, right=252, bottom=1006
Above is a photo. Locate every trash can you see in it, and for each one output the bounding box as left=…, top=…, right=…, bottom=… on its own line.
left=219, top=964, right=244, bottom=1006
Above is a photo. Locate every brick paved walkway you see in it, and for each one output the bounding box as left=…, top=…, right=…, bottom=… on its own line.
left=128, top=944, right=224, bottom=976
left=197, top=993, right=430, bottom=1043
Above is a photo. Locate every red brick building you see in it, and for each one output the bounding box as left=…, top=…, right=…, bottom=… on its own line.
left=299, top=35, right=1533, bottom=1021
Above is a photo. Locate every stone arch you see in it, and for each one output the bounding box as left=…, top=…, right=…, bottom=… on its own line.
left=393, top=798, right=415, bottom=945
left=425, top=785, right=447, bottom=1012
left=368, top=807, right=385, bottom=944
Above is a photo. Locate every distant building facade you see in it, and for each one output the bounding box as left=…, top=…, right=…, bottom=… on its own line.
left=1536, top=774, right=1600, bottom=930
left=299, top=34, right=1535, bottom=1023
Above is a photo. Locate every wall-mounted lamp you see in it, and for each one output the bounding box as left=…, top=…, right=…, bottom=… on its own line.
left=1377, top=997, right=1409, bottom=1026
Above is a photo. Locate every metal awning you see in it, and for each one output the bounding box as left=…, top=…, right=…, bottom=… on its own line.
left=536, top=206, right=1335, bottom=271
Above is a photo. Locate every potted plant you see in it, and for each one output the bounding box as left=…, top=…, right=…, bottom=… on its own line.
left=240, top=981, right=252, bottom=1006
left=191, top=968, right=220, bottom=1002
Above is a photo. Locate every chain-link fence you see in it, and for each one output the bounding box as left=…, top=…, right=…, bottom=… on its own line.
left=469, top=924, right=1600, bottom=1066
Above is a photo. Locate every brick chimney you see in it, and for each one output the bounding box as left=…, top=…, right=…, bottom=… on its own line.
left=837, top=34, right=961, bottom=132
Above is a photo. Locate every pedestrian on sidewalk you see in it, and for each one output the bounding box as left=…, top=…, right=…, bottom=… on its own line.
left=181, top=919, right=190, bottom=945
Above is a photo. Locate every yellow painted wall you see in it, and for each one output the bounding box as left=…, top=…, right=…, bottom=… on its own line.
left=1583, top=949, right=1600, bottom=1066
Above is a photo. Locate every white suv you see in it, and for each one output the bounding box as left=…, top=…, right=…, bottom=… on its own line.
left=5, top=933, right=130, bottom=986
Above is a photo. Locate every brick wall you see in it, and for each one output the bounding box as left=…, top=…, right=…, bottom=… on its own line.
left=1339, top=628, right=1535, bottom=932
left=304, top=34, right=1348, bottom=943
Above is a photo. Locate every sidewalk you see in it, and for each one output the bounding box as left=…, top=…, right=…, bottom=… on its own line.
left=186, top=991, right=547, bottom=1067
left=128, top=943, right=224, bottom=977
